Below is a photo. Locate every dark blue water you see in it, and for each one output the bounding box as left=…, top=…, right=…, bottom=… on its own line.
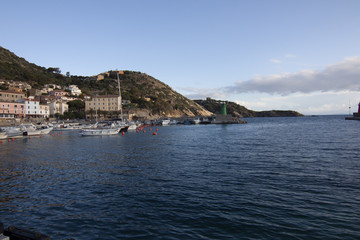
left=1, top=115, right=360, bottom=239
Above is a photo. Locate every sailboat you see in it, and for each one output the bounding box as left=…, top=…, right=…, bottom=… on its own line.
left=80, top=71, right=125, bottom=136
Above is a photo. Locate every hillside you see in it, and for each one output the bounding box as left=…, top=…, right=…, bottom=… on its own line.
left=194, top=98, right=304, bottom=117
left=0, top=46, right=211, bottom=118
left=0, top=46, right=303, bottom=118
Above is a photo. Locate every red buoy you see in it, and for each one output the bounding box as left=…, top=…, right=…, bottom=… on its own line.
left=153, top=132, right=157, bottom=135
left=143, top=130, right=146, bottom=133
left=122, top=131, right=125, bottom=135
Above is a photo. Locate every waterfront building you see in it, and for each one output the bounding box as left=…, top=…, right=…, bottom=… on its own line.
left=39, top=104, right=50, bottom=118
left=18, top=98, right=40, bottom=118
left=48, top=101, right=68, bottom=116
left=0, top=90, right=26, bottom=102
left=0, top=101, right=26, bottom=118
left=85, top=95, right=122, bottom=112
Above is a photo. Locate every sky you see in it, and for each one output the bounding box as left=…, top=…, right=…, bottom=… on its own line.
left=1, top=0, right=360, bottom=115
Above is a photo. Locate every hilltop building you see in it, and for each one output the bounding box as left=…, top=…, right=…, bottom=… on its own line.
left=65, top=85, right=82, bottom=96
left=0, top=90, right=26, bottom=102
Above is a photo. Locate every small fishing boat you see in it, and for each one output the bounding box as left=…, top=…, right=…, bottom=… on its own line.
left=80, top=123, right=121, bottom=136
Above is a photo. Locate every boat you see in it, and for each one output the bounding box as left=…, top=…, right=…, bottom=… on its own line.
left=36, top=124, right=54, bottom=134
left=193, top=118, right=201, bottom=124
left=0, top=130, right=8, bottom=139
left=169, top=119, right=178, bottom=125
left=0, top=126, right=24, bottom=138
left=19, top=124, right=43, bottom=136
left=161, top=119, right=171, bottom=126
left=80, top=122, right=121, bottom=136
left=127, top=121, right=140, bottom=131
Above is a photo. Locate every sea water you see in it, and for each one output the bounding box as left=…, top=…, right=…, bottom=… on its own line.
left=0, top=115, right=359, bottom=239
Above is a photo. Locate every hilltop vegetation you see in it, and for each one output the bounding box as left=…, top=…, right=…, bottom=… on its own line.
left=0, top=46, right=211, bottom=117
left=194, top=98, right=303, bottom=117
left=0, top=46, right=303, bottom=118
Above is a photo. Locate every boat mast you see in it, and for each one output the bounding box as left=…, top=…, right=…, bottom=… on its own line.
left=117, top=71, right=123, bottom=123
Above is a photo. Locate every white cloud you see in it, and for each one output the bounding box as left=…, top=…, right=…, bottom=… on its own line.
left=179, top=87, right=228, bottom=100
left=229, top=57, right=360, bottom=95
left=270, top=58, right=281, bottom=63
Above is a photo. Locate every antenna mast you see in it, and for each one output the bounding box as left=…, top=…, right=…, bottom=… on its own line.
left=117, top=71, right=123, bottom=123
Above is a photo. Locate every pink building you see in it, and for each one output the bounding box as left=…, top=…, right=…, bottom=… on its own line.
left=0, top=102, right=26, bottom=118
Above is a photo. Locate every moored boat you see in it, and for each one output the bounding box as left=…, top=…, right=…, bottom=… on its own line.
left=20, top=124, right=42, bottom=136
left=80, top=122, right=121, bottom=136
left=0, top=130, right=8, bottom=139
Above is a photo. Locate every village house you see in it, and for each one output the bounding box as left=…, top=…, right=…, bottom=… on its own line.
left=18, top=98, right=41, bottom=118
left=39, top=104, right=50, bottom=118
left=65, top=85, right=82, bottom=96
left=0, top=102, right=26, bottom=118
left=0, top=90, right=26, bottom=102
left=48, top=101, right=68, bottom=117
left=50, top=90, right=68, bottom=97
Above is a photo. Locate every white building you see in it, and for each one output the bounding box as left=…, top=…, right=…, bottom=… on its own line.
left=49, top=101, right=68, bottom=116
left=66, top=85, right=82, bottom=96
left=39, top=104, right=50, bottom=118
left=18, top=98, right=40, bottom=118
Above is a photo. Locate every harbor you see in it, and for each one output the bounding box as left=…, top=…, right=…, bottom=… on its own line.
left=1, top=115, right=360, bottom=240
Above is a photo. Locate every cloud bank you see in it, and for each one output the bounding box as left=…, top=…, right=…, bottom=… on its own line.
left=228, top=57, right=360, bottom=95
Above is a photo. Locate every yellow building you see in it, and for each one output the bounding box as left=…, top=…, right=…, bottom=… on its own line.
left=85, top=95, right=121, bottom=112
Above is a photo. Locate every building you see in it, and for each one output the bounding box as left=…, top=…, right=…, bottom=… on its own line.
left=29, top=89, right=42, bottom=96
left=66, top=85, right=82, bottom=96
left=18, top=98, right=41, bottom=118
left=50, top=90, right=68, bottom=97
left=0, top=90, right=26, bottom=102
left=49, top=101, right=68, bottom=116
left=39, top=104, right=50, bottom=118
left=0, top=102, right=26, bottom=118
left=85, top=95, right=121, bottom=112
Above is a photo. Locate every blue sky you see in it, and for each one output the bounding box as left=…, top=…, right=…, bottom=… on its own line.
left=2, top=0, right=360, bottom=114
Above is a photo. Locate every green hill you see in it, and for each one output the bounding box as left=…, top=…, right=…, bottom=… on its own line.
left=194, top=98, right=304, bottom=117
left=0, top=46, right=303, bottom=118
left=0, top=46, right=211, bottom=118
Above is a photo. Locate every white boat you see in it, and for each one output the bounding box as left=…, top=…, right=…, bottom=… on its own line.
left=161, top=119, right=171, bottom=126
left=1, top=126, right=24, bottom=138
left=19, top=124, right=43, bottom=136
left=36, top=124, right=54, bottom=134
left=80, top=123, right=120, bottom=136
left=193, top=118, right=201, bottom=124
left=0, top=130, right=8, bottom=139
